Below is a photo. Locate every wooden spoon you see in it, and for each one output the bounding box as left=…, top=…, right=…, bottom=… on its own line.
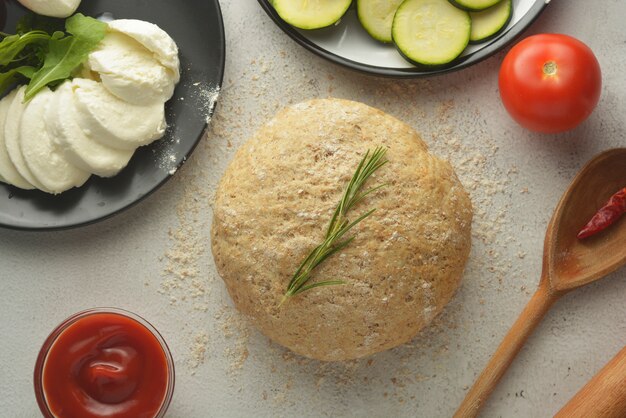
left=455, top=148, right=626, bottom=418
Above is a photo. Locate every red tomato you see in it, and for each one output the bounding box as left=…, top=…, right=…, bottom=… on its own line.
left=499, top=34, right=602, bottom=133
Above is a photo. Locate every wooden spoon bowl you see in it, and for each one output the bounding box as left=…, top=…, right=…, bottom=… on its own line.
left=547, top=148, right=626, bottom=291
left=455, top=148, right=626, bottom=418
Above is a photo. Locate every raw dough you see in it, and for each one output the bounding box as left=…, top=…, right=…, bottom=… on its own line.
left=212, top=99, right=472, bottom=361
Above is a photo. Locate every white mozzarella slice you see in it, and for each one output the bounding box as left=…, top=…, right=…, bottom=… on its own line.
left=108, top=19, right=180, bottom=83
left=45, top=82, right=135, bottom=178
left=4, top=86, right=48, bottom=191
left=88, top=32, right=175, bottom=105
left=20, top=88, right=90, bottom=194
left=0, top=89, right=34, bottom=189
left=72, top=78, right=166, bottom=151
left=17, top=0, right=80, bottom=18
left=0, top=92, right=10, bottom=184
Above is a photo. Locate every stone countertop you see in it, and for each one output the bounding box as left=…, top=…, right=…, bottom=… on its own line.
left=1, top=0, right=625, bottom=417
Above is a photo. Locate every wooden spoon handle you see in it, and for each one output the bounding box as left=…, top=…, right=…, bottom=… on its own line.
left=555, top=345, right=626, bottom=418
left=454, top=281, right=559, bottom=418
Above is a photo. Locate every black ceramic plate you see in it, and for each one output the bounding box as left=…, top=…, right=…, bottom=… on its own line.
left=258, top=0, right=548, bottom=78
left=0, top=0, right=225, bottom=230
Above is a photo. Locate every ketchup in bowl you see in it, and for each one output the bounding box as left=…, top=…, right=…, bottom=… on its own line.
left=34, top=308, right=175, bottom=418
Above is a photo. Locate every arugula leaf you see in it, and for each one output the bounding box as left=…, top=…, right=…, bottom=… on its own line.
left=15, top=15, right=33, bottom=35
left=0, top=66, right=36, bottom=94
left=0, top=31, right=51, bottom=66
left=24, top=14, right=106, bottom=101
left=66, top=13, right=107, bottom=44
left=0, top=14, right=106, bottom=100
left=16, top=14, right=65, bottom=36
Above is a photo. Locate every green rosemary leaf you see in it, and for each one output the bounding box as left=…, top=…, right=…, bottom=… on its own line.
left=288, top=243, right=322, bottom=288
left=281, top=147, right=388, bottom=305
left=315, top=236, right=355, bottom=267
left=326, top=204, right=342, bottom=237
left=352, top=184, right=388, bottom=208
left=337, top=209, right=376, bottom=240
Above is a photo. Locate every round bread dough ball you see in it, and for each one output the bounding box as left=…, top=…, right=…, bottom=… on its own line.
left=211, top=99, right=472, bottom=361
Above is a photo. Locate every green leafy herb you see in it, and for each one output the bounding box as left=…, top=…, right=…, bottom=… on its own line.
left=24, top=14, right=107, bottom=101
left=0, top=13, right=106, bottom=101
left=15, top=13, right=64, bottom=36
left=280, top=147, right=389, bottom=306
left=0, top=66, right=36, bottom=94
left=0, top=31, right=51, bottom=66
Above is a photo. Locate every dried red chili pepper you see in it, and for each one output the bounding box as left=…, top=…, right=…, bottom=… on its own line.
left=577, top=187, right=626, bottom=239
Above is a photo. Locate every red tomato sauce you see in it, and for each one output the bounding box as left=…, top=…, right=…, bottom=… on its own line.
left=36, top=311, right=172, bottom=418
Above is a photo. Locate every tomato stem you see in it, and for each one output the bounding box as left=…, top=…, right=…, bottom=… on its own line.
left=543, top=61, right=558, bottom=76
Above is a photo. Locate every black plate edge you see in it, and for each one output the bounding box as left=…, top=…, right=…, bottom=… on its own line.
left=0, top=1, right=226, bottom=232
left=257, top=0, right=550, bottom=78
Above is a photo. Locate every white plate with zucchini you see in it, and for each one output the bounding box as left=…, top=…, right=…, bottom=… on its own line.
left=258, top=0, right=549, bottom=77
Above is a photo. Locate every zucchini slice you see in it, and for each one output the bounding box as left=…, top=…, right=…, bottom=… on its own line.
left=392, top=0, right=470, bottom=67
left=357, top=0, right=404, bottom=43
left=449, top=0, right=501, bottom=12
left=469, top=0, right=512, bottom=44
left=272, top=0, right=353, bottom=30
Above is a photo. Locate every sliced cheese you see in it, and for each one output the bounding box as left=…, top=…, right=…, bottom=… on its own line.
left=88, top=32, right=175, bottom=105
left=72, top=78, right=166, bottom=151
left=45, top=82, right=135, bottom=177
left=20, top=88, right=90, bottom=194
left=108, top=19, right=180, bottom=83
left=4, top=86, right=47, bottom=191
left=0, top=89, right=34, bottom=190
left=17, top=0, right=80, bottom=18
left=0, top=91, right=13, bottom=185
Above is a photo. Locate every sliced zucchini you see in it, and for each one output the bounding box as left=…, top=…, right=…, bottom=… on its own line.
left=357, top=0, right=404, bottom=43
left=272, top=0, right=353, bottom=30
left=449, top=0, right=501, bottom=12
left=469, top=0, right=512, bottom=44
left=392, top=0, right=470, bottom=67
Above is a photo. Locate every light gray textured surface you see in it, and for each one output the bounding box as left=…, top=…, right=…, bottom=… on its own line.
left=1, top=0, right=625, bottom=417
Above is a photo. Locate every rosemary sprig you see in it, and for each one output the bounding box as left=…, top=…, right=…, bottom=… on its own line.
left=280, top=147, right=388, bottom=306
